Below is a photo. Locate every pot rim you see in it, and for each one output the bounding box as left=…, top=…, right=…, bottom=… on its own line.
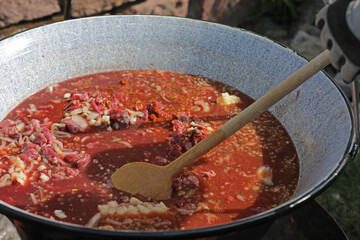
left=0, top=15, right=356, bottom=238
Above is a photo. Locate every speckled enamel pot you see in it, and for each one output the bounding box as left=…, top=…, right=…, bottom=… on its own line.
left=0, top=16, right=356, bottom=239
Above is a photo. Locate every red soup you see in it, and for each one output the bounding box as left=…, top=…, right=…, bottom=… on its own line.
left=0, top=70, right=299, bottom=230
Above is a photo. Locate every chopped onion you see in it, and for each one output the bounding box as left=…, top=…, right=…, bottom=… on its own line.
left=40, top=173, right=50, bottom=182
left=0, top=140, right=5, bottom=150
left=51, top=123, right=66, bottom=132
left=22, top=128, right=34, bottom=136
left=17, top=133, right=24, bottom=146
left=190, top=106, right=201, bottom=112
left=37, top=165, right=46, bottom=171
left=0, top=136, right=15, bottom=143
left=81, top=136, right=90, bottom=143
left=46, top=86, right=53, bottom=94
left=53, top=139, right=64, bottom=149
left=160, top=93, right=172, bottom=103
left=8, top=158, right=20, bottom=173
left=190, top=121, right=205, bottom=128
left=194, top=100, right=210, bottom=112
left=257, top=166, right=273, bottom=185
left=71, top=115, right=88, bottom=132
left=7, top=142, right=17, bottom=148
left=53, top=143, right=63, bottom=155
left=70, top=108, right=83, bottom=116
left=154, top=220, right=172, bottom=227
left=25, top=161, right=34, bottom=173
left=104, top=218, right=123, bottom=226
left=126, top=109, right=144, bottom=125
left=113, top=140, right=133, bottom=148
left=86, top=213, right=102, bottom=228
left=0, top=174, right=11, bottom=187
left=86, top=111, right=100, bottom=120
left=236, top=194, right=245, bottom=201
left=29, top=104, right=37, bottom=112
left=54, top=210, right=67, bottom=219
left=217, top=92, right=241, bottom=106
left=30, top=193, right=38, bottom=205
left=22, top=136, right=30, bottom=143
left=16, top=122, right=25, bottom=132
left=62, top=151, right=78, bottom=156
left=53, top=131, right=71, bottom=138
left=89, top=119, right=97, bottom=126
left=176, top=208, right=196, bottom=215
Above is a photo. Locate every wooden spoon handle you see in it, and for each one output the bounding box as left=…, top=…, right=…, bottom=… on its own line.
left=166, top=50, right=331, bottom=176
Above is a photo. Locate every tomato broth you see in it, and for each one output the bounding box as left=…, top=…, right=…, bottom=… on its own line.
left=0, top=70, right=299, bottom=230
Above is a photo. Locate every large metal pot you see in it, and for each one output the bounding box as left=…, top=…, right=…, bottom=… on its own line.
left=0, top=16, right=356, bottom=239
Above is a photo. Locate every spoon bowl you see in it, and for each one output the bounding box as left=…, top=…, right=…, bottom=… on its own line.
left=111, top=162, right=173, bottom=200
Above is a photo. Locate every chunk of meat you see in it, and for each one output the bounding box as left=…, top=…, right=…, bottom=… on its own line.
left=32, top=128, right=54, bottom=145
left=114, top=92, right=128, bottom=103
left=41, top=128, right=54, bottom=145
left=64, top=153, right=91, bottom=168
left=169, top=144, right=182, bottom=158
left=42, top=145, right=66, bottom=166
left=169, top=115, right=209, bottom=158
left=147, top=101, right=168, bottom=119
left=172, top=174, right=199, bottom=191
left=18, top=142, right=40, bottom=163
left=191, top=130, right=207, bottom=145
left=23, top=119, right=41, bottom=135
left=173, top=112, right=194, bottom=123
left=109, top=109, right=130, bottom=129
left=0, top=119, right=19, bottom=137
left=63, top=153, right=78, bottom=163
left=183, top=175, right=199, bottom=188
left=71, top=91, right=89, bottom=101
left=91, top=100, right=105, bottom=113
left=32, top=133, right=47, bottom=145
left=172, top=120, right=185, bottom=135
left=63, top=117, right=80, bottom=133
left=154, top=156, right=169, bottom=165
left=184, top=142, right=193, bottom=151
left=94, top=92, right=108, bottom=105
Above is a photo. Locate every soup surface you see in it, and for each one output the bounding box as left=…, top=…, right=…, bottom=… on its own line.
left=0, top=70, right=298, bottom=230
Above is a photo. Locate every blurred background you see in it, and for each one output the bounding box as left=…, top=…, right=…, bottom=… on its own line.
left=0, top=0, right=358, bottom=239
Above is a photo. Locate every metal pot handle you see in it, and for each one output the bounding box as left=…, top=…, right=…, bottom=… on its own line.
left=350, top=78, right=360, bottom=163
left=351, top=79, right=360, bottom=140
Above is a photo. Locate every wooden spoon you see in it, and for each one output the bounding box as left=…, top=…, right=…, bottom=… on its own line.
left=111, top=50, right=331, bottom=200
